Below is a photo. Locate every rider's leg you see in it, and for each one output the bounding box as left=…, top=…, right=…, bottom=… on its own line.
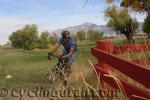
left=65, top=64, right=72, bottom=77
left=65, top=52, right=77, bottom=77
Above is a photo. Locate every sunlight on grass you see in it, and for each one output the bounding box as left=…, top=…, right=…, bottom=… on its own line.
left=0, top=42, right=96, bottom=89
left=0, top=38, right=149, bottom=99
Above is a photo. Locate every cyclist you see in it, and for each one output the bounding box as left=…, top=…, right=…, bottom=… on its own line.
left=48, top=30, right=77, bottom=78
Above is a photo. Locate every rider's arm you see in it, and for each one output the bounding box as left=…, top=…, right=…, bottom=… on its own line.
left=65, top=43, right=76, bottom=58
left=65, top=48, right=74, bottom=58
left=50, top=38, right=63, bottom=54
left=50, top=44, right=60, bottom=54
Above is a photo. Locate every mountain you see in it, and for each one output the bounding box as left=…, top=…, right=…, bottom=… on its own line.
left=50, top=22, right=144, bottom=37
left=50, top=23, right=117, bottom=37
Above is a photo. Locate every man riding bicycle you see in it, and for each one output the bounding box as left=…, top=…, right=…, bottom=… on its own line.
left=48, top=30, right=77, bottom=78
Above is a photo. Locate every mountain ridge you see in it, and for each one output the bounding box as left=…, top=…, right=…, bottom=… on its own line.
left=50, top=22, right=143, bottom=37
left=50, top=23, right=117, bottom=37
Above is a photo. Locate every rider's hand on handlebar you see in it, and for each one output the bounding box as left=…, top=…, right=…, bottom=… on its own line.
left=60, top=55, right=69, bottom=60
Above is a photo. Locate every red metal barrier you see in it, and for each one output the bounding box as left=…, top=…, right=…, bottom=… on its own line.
left=92, top=48, right=150, bottom=88
left=94, top=65, right=150, bottom=99
left=91, top=40, right=150, bottom=100
left=96, top=40, right=113, bottom=72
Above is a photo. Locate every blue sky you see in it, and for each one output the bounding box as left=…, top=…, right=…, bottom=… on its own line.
left=0, top=0, right=146, bottom=44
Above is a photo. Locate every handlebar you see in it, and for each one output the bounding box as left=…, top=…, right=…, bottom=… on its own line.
left=48, top=53, right=60, bottom=60
left=48, top=53, right=70, bottom=65
left=48, top=53, right=68, bottom=59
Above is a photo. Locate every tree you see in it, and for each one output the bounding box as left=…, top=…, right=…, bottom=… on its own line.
left=105, top=0, right=150, bottom=39
left=9, top=24, right=38, bottom=50
left=36, top=31, right=50, bottom=49
left=48, top=35, right=57, bottom=45
left=87, top=29, right=104, bottom=42
left=106, top=0, right=150, bottom=14
left=143, top=15, right=150, bottom=39
left=9, top=30, right=23, bottom=49
left=76, top=31, right=86, bottom=42
left=105, top=6, right=138, bottom=42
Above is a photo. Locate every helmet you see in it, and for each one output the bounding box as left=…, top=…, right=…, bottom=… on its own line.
left=61, top=30, right=70, bottom=38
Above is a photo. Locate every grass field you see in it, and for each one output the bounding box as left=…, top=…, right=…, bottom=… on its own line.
left=113, top=37, right=150, bottom=67
left=0, top=38, right=150, bottom=89
left=0, top=42, right=101, bottom=100
left=0, top=38, right=150, bottom=100
left=0, top=42, right=96, bottom=89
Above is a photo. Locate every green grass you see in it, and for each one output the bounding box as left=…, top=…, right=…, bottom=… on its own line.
left=1, top=39, right=149, bottom=89
left=1, top=40, right=149, bottom=100
left=0, top=48, right=50, bottom=88
left=1, top=39, right=149, bottom=100
left=0, top=42, right=96, bottom=89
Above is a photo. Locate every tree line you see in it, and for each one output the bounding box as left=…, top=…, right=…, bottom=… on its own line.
left=9, top=24, right=105, bottom=51
left=9, top=24, right=57, bottom=51
left=76, top=30, right=104, bottom=42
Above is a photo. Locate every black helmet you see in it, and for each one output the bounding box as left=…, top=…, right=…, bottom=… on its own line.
left=61, top=30, right=70, bottom=38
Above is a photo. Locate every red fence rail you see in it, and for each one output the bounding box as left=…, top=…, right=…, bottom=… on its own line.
left=94, top=65, right=150, bottom=99
left=91, top=40, right=150, bottom=100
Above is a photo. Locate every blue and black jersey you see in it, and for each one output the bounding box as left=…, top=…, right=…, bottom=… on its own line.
left=58, top=35, right=77, bottom=55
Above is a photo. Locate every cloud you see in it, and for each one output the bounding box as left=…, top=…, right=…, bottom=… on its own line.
left=0, top=16, right=28, bottom=44
left=0, top=0, right=146, bottom=45
left=0, top=17, right=28, bottom=33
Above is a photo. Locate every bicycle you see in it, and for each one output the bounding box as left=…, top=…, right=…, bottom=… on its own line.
left=46, top=53, right=71, bottom=88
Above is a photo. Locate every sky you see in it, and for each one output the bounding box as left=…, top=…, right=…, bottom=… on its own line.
left=0, top=0, right=147, bottom=45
